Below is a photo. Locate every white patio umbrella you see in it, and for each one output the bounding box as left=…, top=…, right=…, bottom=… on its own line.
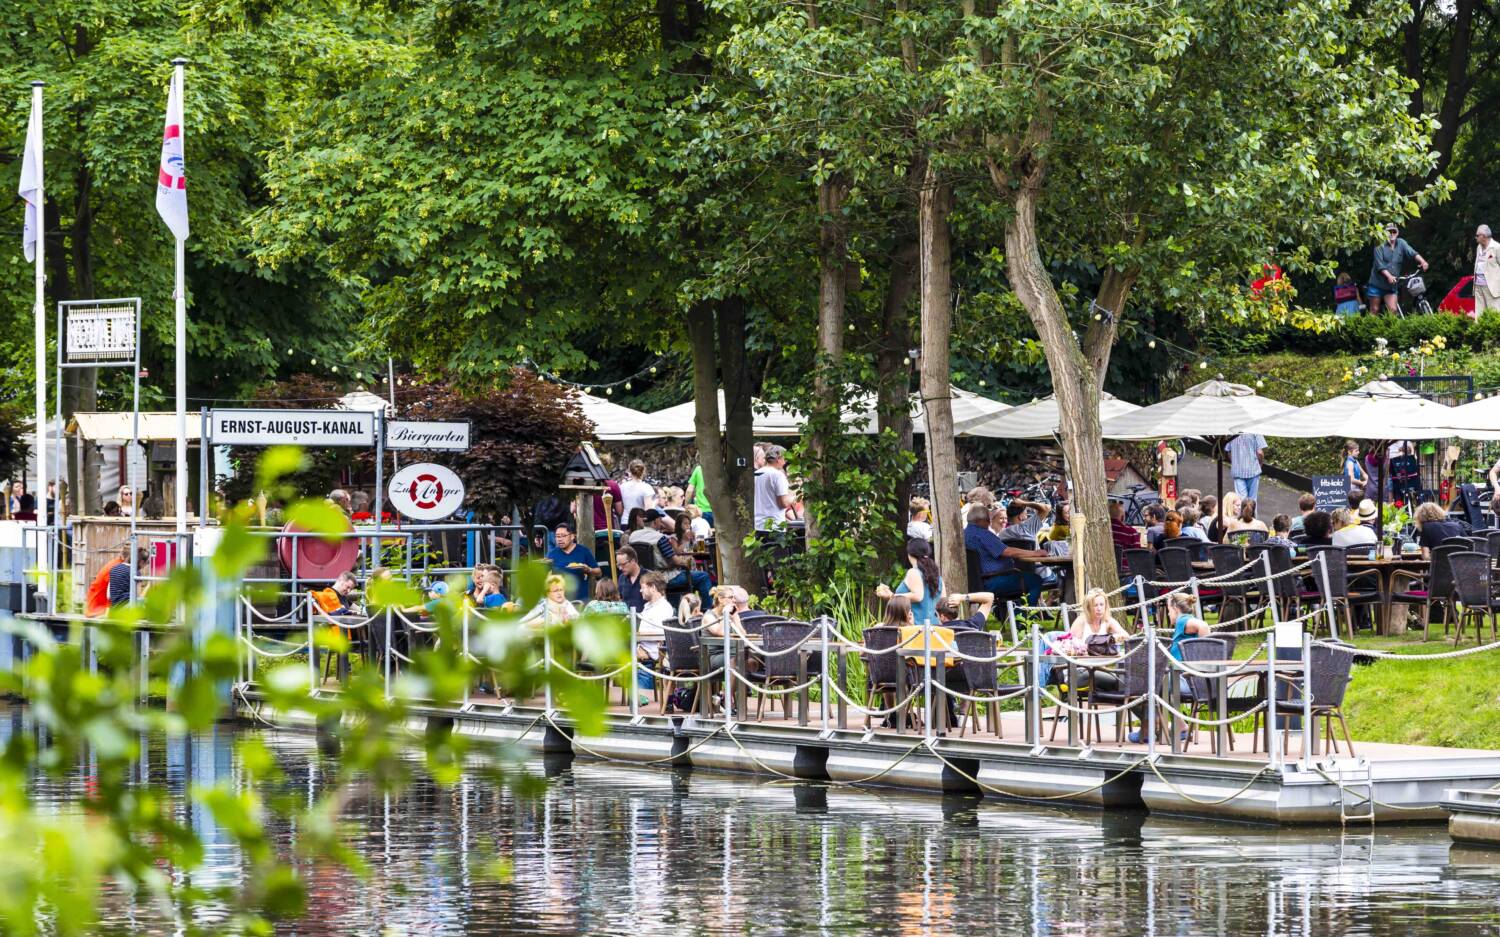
left=1241, top=379, right=1453, bottom=535
left=625, top=391, right=807, bottom=439
left=924, top=388, right=1014, bottom=436
left=572, top=391, right=660, bottom=441
left=960, top=392, right=1140, bottom=440
left=1100, top=379, right=1298, bottom=509
left=1406, top=393, right=1500, bottom=440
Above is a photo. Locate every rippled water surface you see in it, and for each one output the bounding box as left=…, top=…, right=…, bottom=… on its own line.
left=14, top=709, right=1500, bottom=935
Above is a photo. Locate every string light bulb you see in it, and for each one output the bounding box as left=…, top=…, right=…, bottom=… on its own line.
left=1148, top=340, right=1156, bottom=349
left=625, top=382, right=633, bottom=390
left=1305, top=389, right=1314, bottom=398
left=606, top=387, right=614, bottom=396
left=1255, top=379, right=1264, bottom=389
left=650, top=366, right=658, bottom=374
left=1198, top=361, right=1208, bottom=369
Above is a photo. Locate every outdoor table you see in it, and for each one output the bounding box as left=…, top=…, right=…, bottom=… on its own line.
left=1346, top=556, right=1427, bottom=635
left=1171, top=658, right=1306, bottom=756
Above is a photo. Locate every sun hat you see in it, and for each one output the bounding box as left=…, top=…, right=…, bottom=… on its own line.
left=1357, top=499, right=1378, bottom=524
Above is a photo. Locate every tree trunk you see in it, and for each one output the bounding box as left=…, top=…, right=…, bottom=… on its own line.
left=687, top=300, right=761, bottom=591
left=917, top=164, right=963, bottom=591
left=1005, top=183, right=1119, bottom=595
left=874, top=236, right=919, bottom=578
left=808, top=177, right=849, bottom=544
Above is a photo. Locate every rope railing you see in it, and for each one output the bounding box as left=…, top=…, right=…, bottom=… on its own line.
left=1313, top=637, right=1500, bottom=661
left=1147, top=693, right=1270, bottom=726
left=1036, top=684, right=1140, bottom=716
left=1154, top=645, right=1268, bottom=680
left=238, top=596, right=312, bottom=623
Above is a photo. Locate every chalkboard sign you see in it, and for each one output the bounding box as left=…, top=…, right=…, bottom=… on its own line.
left=1311, top=475, right=1348, bottom=512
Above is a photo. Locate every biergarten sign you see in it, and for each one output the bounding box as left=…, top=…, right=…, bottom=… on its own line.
left=388, top=462, right=465, bottom=521
left=209, top=408, right=376, bottom=447
left=384, top=419, right=472, bottom=452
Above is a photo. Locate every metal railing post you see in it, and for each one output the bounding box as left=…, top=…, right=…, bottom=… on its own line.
left=307, top=598, right=317, bottom=692
left=1006, top=600, right=1020, bottom=650
left=1189, top=576, right=1203, bottom=620
left=384, top=608, right=393, bottom=702
left=1266, top=629, right=1280, bottom=771
left=819, top=615, right=831, bottom=736
left=1301, top=631, right=1313, bottom=769
left=1135, top=575, right=1149, bottom=632
left=629, top=609, right=639, bottom=720
left=723, top=617, right=734, bottom=728
left=922, top=619, right=934, bottom=742
left=1028, top=614, right=1041, bottom=747
left=461, top=604, right=471, bottom=709
left=543, top=625, right=554, bottom=715
left=1317, top=551, right=1340, bottom=641
left=1145, top=622, right=1157, bottom=758
left=1261, top=551, right=1279, bottom=630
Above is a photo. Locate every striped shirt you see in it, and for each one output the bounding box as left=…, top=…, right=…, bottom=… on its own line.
left=1226, top=434, right=1267, bottom=479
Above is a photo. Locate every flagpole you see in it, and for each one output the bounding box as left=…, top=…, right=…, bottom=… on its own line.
left=30, top=81, right=46, bottom=600
left=171, top=58, right=187, bottom=538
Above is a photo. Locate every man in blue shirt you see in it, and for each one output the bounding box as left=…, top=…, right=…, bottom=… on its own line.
left=963, top=505, right=1047, bottom=606
left=1225, top=433, right=1268, bottom=501
left=545, top=522, right=600, bottom=600
left=616, top=546, right=645, bottom=611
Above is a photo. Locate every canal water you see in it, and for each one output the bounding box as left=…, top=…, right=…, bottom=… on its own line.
left=15, top=711, right=1500, bottom=935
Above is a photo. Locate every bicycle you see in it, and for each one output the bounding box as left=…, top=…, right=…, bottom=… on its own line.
left=1108, top=482, right=1160, bottom=527
left=1393, top=272, right=1434, bottom=317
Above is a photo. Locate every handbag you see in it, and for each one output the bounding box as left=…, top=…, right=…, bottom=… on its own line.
left=1085, top=634, right=1119, bottom=657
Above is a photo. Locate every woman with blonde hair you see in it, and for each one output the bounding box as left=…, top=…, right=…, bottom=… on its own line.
left=1069, top=588, right=1131, bottom=647
left=907, top=496, right=933, bottom=541
left=522, top=574, right=580, bottom=627
left=1412, top=500, right=1463, bottom=557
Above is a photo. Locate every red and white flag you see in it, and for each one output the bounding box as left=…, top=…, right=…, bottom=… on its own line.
left=18, top=93, right=40, bottom=262
left=155, top=68, right=189, bottom=241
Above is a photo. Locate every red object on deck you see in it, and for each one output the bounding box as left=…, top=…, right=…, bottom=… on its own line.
left=277, top=518, right=358, bottom=581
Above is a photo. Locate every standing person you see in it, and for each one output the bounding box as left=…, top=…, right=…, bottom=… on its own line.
left=1342, top=440, right=1368, bottom=494
left=592, top=469, right=624, bottom=544
left=907, top=497, right=934, bottom=541
left=619, top=460, right=655, bottom=516
left=1225, top=433, right=1268, bottom=501
left=8, top=481, right=34, bottom=517
left=684, top=461, right=714, bottom=527
left=874, top=539, right=944, bottom=625
left=1366, top=222, right=1428, bottom=315
left=328, top=489, right=353, bottom=517
left=545, top=522, right=600, bottom=600
left=753, top=445, right=796, bottom=530
left=1333, top=271, right=1361, bottom=316
left=1474, top=224, right=1500, bottom=317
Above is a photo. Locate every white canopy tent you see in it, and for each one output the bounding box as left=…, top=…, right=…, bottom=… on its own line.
left=1099, top=379, right=1297, bottom=508
left=1399, top=393, right=1500, bottom=441
left=959, top=392, right=1140, bottom=440
left=617, top=387, right=1011, bottom=440
left=573, top=391, right=663, bottom=440
left=1242, top=380, right=1452, bottom=441
left=1242, top=380, right=1453, bottom=536
left=337, top=390, right=395, bottom=415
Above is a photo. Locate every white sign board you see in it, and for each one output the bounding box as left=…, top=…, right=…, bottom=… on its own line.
left=388, top=462, right=465, bottom=521
left=385, top=419, right=471, bottom=452
left=210, top=409, right=376, bottom=447
left=65, top=303, right=136, bottom=362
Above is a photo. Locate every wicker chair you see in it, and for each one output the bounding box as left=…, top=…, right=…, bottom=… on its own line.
left=1254, top=641, right=1356, bottom=756
left=1449, top=551, right=1500, bottom=644
left=952, top=630, right=1024, bottom=738
left=659, top=619, right=705, bottom=715
left=1176, top=637, right=1232, bottom=755
left=1389, top=542, right=1463, bottom=639
left=757, top=621, right=817, bottom=720
left=1245, top=543, right=1295, bottom=620
left=1123, top=548, right=1161, bottom=625
left=862, top=626, right=908, bottom=732
left=1208, top=544, right=1251, bottom=623
left=1302, top=546, right=1381, bottom=638
left=1086, top=636, right=1156, bottom=743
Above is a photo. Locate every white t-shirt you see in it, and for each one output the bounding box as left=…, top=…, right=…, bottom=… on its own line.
left=619, top=478, right=655, bottom=515
left=1331, top=525, right=1377, bottom=548
left=906, top=519, right=933, bottom=541
left=639, top=596, right=673, bottom=634
left=753, top=468, right=791, bottom=531
left=690, top=516, right=712, bottom=539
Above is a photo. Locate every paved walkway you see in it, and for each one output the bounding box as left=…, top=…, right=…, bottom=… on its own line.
left=1175, top=452, right=1303, bottom=518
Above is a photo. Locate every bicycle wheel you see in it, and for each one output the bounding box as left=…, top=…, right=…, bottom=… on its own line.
left=1416, top=297, right=1433, bottom=316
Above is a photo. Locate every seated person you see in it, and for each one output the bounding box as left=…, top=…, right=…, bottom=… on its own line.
left=1108, top=501, right=1140, bottom=550
left=962, top=505, right=1047, bottom=606
left=935, top=591, right=995, bottom=633
left=1176, top=507, right=1209, bottom=542
left=582, top=579, right=629, bottom=616
left=520, top=574, right=580, bottom=627
left=545, top=522, right=600, bottom=600
left=1143, top=503, right=1168, bottom=550
left=1038, top=588, right=1129, bottom=691
left=997, top=497, right=1052, bottom=545
left=628, top=509, right=712, bottom=609
left=88, top=545, right=130, bottom=616
left=1289, top=493, right=1316, bottom=535
left=1330, top=507, right=1377, bottom=549
left=311, top=571, right=358, bottom=616
left=1263, top=514, right=1296, bottom=557
left=1301, top=510, right=1333, bottom=547
left=1412, top=501, right=1464, bottom=558
left=615, top=546, right=646, bottom=612
left=1225, top=498, right=1269, bottom=537
left=469, top=567, right=509, bottom=609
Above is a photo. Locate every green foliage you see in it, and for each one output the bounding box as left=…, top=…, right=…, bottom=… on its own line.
left=0, top=447, right=626, bottom=932
left=220, top=374, right=360, bottom=503
left=399, top=368, right=591, bottom=517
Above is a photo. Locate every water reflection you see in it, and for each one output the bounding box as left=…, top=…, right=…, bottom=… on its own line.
left=10, top=709, right=1500, bottom=935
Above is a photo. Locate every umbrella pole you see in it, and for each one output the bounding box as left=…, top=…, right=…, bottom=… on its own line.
left=1214, top=437, right=1225, bottom=536
left=1376, top=440, right=1388, bottom=542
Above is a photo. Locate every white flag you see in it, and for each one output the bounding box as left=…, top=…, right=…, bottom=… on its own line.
left=18, top=94, right=40, bottom=262
left=155, top=69, right=189, bottom=241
